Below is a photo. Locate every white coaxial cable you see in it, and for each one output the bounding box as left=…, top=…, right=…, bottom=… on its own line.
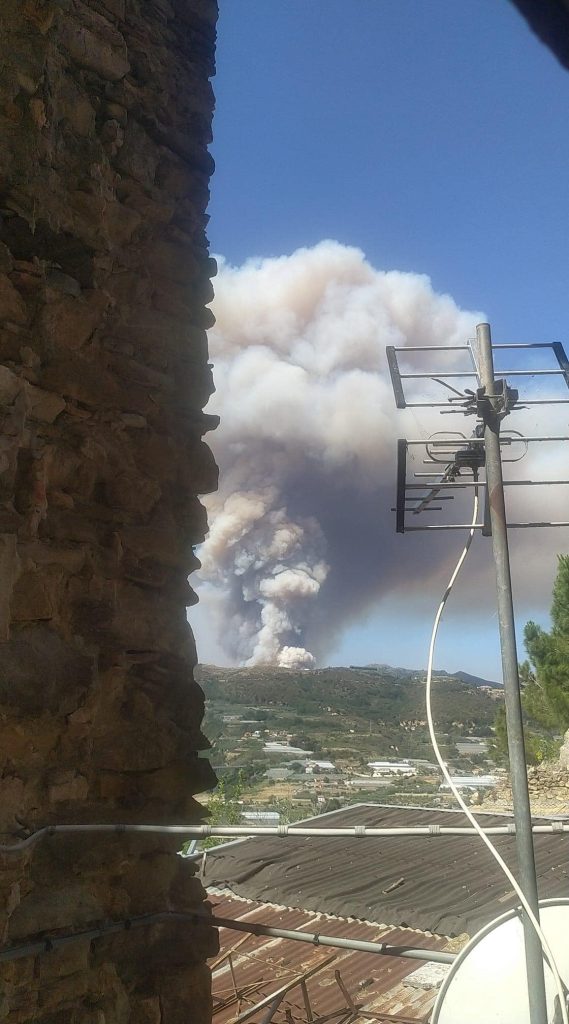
left=425, top=485, right=568, bottom=1024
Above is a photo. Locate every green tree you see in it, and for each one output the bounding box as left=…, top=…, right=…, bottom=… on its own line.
left=488, top=704, right=509, bottom=764
left=523, top=555, right=569, bottom=730
left=489, top=705, right=558, bottom=766
left=491, top=555, right=569, bottom=764
left=184, top=775, right=244, bottom=853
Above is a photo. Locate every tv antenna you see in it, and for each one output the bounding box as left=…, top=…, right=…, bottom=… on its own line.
left=388, top=323, right=569, bottom=1024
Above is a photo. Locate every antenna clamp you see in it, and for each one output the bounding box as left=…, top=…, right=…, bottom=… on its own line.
left=476, top=380, right=519, bottom=424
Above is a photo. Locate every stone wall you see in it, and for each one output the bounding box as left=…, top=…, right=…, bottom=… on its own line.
left=480, top=732, right=569, bottom=816
left=480, top=761, right=569, bottom=816
left=0, top=1, right=219, bottom=1020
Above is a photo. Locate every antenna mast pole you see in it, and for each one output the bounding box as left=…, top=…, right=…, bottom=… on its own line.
left=476, top=322, right=548, bottom=1024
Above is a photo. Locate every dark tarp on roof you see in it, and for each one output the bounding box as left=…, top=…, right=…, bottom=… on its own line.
left=203, top=804, right=569, bottom=937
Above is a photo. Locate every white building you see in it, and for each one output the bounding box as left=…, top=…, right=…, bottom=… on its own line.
left=367, top=761, right=417, bottom=777
left=455, top=738, right=488, bottom=756
left=439, top=775, right=497, bottom=791
left=263, top=742, right=313, bottom=756
left=304, top=760, right=336, bottom=774
left=240, top=810, right=281, bottom=823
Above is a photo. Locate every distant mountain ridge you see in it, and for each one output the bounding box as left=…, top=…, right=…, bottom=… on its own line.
left=197, top=663, right=503, bottom=733
left=354, top=663, right=502, bottom=689
left=453, top=670, right=502, bottom=689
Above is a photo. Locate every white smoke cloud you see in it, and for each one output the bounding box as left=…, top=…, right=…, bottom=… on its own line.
left=198, top=240, right=567, bottom=667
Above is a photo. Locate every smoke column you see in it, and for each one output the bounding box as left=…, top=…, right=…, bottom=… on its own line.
left=198, top=240, right=565, bottom=668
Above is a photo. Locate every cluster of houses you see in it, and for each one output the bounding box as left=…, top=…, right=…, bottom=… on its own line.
left=226, top=716, right=496, bottom=797
left=367, top=759, right=497, bottom=792
left=261, top=745, right=497, bottom=793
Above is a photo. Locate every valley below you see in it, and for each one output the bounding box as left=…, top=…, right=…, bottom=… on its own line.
left=195, top=663, right=505, bottom=833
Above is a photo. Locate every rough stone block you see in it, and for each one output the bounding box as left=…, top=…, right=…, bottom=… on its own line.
left=39, top=292, right=111, bottom=352
left=0, top=274, right=29, bottom=325
left=114, top=120, right=158, bottom=188
left=10, top=569, right=60, bottom=622
left=0, top=534, right=20, bottom=640
left=58, top=12, right=130, bottom=81
left=26, top=385, right=66, bottom=423
left=0, top=366, right=23, bottom=404
left=0, top=0, right=219, bottom=1016
left=47, top=769, right=90, bottom=804
left=0, top=625, right=94, bottom=715
left=128, top=995, right=161, bottom=1024
left=8, top=883, right=104, bottom=939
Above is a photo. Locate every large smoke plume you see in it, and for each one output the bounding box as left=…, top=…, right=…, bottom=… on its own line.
left=198, top=241, right=566, bottom=668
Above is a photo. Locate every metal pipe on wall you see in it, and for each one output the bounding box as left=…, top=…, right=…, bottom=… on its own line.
left=0, top=909, right=456, bottom=966
left=1, top=820, right=568, bottom=854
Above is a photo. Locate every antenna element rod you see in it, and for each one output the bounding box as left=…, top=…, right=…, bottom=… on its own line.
left=477, top=322, right=548, bottom=1024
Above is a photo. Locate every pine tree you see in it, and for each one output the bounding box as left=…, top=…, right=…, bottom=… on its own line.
left=491, top=555, right=569, bottom=764
left=523, top=555, right=569, bottom=732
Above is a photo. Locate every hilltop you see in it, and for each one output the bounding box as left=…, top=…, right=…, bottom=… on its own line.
left=352, top=664, right=502, bottom=688
left=196, top=662, right=502, bottom=740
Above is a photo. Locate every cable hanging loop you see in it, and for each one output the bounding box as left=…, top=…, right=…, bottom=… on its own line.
left=424, top=485, right=568, bottom=1024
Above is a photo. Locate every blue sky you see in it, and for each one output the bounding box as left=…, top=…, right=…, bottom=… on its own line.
left=197, top=0, right=569, bottom=678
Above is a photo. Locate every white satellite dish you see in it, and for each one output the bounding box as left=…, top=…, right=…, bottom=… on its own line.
left=432, top=899, right=569, bottom=1024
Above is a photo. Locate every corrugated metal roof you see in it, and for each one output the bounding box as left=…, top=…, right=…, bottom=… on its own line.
left=203, top=803, right=569, bottom=937
left=209, top=892, right=452, bottom=1023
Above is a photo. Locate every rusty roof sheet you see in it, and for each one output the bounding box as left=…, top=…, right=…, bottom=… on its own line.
left=209, top=892, right=452, bottom=1024
left=203, top=803, right=569, bottom=937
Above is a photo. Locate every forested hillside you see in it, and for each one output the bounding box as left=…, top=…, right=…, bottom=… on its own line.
left=197, top=663, right=501, bottom=737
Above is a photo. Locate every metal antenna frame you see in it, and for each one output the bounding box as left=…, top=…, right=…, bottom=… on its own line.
left=391, top=336, right=569, bottom=534
left=389, top=323, right=569, bottom=1024
left=394, top=436, right=569, bottom=534
left=386, top=340, right=569, bottom=410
